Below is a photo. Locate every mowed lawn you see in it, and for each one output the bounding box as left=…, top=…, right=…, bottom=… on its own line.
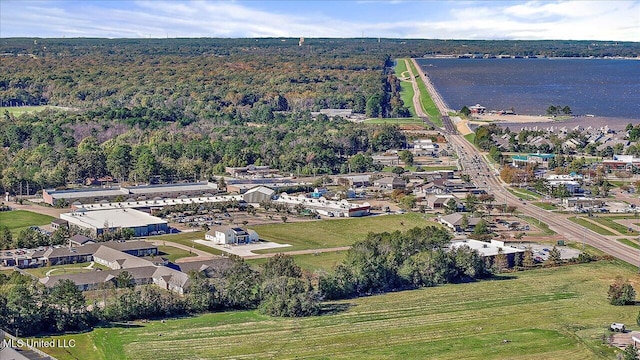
left=0, top=210, right=54, bottom=237
left=39, top=261, right=638, bottom=360
left=252, top=213, right=438, bottom=253
left=408, top=60, right=442, bottom=127
left=1, top=105, right=51, bottom=116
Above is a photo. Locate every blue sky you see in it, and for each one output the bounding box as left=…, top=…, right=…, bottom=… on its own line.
left=1, top=1, right=638, bottom=41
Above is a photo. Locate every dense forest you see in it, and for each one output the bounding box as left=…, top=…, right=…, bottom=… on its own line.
left=1, top=38, right=638, bottom=196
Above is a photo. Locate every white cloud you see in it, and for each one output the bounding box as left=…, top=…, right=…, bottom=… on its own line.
left=0, top=0, right=638, bottom=41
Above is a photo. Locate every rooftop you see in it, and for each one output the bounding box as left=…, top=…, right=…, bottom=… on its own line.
left=449, top=239, right=525, bottom=257
left=60, top=209, right=167, bottom=229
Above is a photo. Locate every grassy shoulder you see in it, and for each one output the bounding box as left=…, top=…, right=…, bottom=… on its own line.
left=463, top=133, right=476, bottom=145
left=532, top=202, right=556, bottom=210
left=617, top=238, right=640, bottom=250
left=0, top=210, right=54, bottom=237
left=363, top=117, right=423, bottom=125
left=588, top=217, right=639, bottom=236
left=407, top=60, right=442, bottom=127
left=507, top=188, right=539, bottom=201
left=157, top=245, right=199, bottom=263
left=38, top=261, right=636, bottom=360
left=253, top=213, right=439, bottom=253
left=518, top=215, right=556, bottom=235
left=567, top=217, right=615, bottom=236
left=394, top=59, right=417, bottom=117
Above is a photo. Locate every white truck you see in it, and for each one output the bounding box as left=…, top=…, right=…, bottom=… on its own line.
left=610, top=323, right=626, bottom=332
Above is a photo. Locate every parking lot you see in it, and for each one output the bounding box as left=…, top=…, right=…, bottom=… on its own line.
left=506, top=242, right=582, bottom=262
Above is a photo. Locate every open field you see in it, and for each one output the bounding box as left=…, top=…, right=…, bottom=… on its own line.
left=1, top=105, right=52, bottom=116
left=568, top=217, right=615, bottom=236
left=363, top=117, right=423, bottom=126
left=0, top=210, right=54, bottom=237
left=24, top=262, right=109, bottom=278
left=151, top=231, right=223, bottom=256
left=37, top=261, right=639, bottom=360
left=247, top=250, right=347, bottom=272
left=407, top=60, right=442, bottom=127
left=253, top=213, right=437, bottom=253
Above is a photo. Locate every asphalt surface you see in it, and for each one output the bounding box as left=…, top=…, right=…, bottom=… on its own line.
left=412, top=59, right=639, bottom=267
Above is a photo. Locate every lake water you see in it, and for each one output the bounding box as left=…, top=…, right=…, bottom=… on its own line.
left=415, top=58, right=640, bottom=119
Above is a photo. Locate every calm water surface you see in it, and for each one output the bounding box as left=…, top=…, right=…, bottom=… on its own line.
left=415, top=58, right=640, bottom=119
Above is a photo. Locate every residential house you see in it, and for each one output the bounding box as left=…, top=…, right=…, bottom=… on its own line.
left=205, top=226, right=259, bottom=245
left=439, top=213, right=481, bottom=232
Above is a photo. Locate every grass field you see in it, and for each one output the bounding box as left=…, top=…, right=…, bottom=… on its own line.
left=252, top=213, right=438, bottom=253
left=363, top=117, right=423, bottom=125
left=247, top=250, right=347, bottom=272
left=151, top=231, right=223, bottom=256
left=0, top=210, right=54, bottom=237
left=37, top=261, right=639, bottom=360
left=617, top=238, right=640, bottom=250
left=158, top=245, right=198, bottom=263
left=407, top=60, right=442, bottom=127
left=567, top=217, right=615, bottom=236
left=464, top=133, right=476, bottom=145
left=589, top=217, right=639, bottom=236
left=24, top=262, right=109, bottom=278
left=1, top=105, right=51, bottom=116
left=394, top=59, right=417, bottom=117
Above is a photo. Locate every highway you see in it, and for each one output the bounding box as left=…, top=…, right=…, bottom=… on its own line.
left=411, top=59, right=640, bottom=267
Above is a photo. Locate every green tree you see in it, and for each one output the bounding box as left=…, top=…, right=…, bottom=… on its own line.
left=398, top=150, right=414, bottom=166
left=547, top=246, right=562, bottom=265
left=523, top=247, right=534, bottom=268
left=460, top=106, right=471, bottom=117
left=444, top=198, right=458, bottom=214
left=115, top=271, right=134, bottom=289
left=623, top=344, right=639, bottom=360
left=263, top=254, right=302, bottom=279
left=107, top=144, right=132, bottom=182
left=259, top=276, right=320, bottom=317
left=608, top=276, right=636, bottom=306
left=49, top=279, right=90, bottom=331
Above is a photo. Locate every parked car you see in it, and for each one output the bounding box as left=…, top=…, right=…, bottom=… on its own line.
left=610, top=323, right=626, bottom=332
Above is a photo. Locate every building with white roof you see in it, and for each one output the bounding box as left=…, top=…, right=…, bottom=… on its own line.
left=60, top=208, right=168, bottom=237
left=449, top=239, right=525, bottom=267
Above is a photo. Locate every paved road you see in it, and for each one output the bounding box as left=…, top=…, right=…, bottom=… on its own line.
left=403, top=59, right=437, bottom=129
left=243, top=246, right=351, bottom=260
left=411, top=58, right=639, bottom=267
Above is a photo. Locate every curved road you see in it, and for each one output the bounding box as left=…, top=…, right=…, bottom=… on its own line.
left=412, top=58, right=639, bottom=267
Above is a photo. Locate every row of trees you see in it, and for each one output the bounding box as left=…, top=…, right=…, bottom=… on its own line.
left=319, top=226, right=491, bottom=300
left=0, top=254, right=321, bottom=337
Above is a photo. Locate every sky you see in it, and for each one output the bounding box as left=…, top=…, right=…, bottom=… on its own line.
left=0, top=0, right=638, bottom=41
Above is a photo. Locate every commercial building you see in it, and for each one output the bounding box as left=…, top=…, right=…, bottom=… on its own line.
left=43, top=182, right=219, bottom=206
left=511, top=153, right=555, bottom=168
left=60, top=208, right=168, bottom=237
left=449, top=239, right=525, bottom=267
left=242, top=186, right=275, bottom=203
left=274, top=193, right=370, bottom=217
